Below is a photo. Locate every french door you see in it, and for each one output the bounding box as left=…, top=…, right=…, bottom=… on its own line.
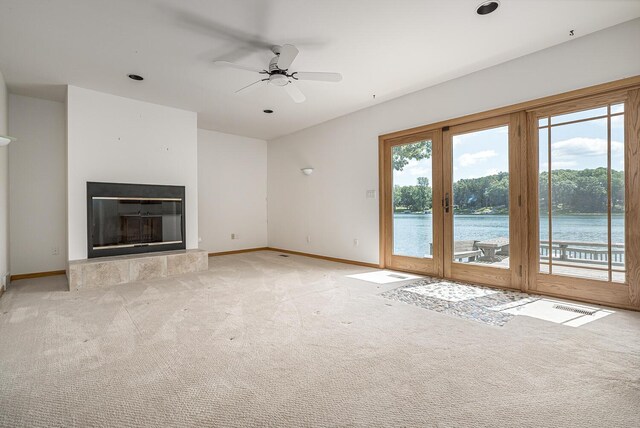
left=381, top=115, right=525, bottom=289
left=381, top=130, right=444, bottom=277
left=442, top=115, right=524, bottom=289
left=527, top=90, right=640, bottom=307
left=380, top=79, right=640, bottom=309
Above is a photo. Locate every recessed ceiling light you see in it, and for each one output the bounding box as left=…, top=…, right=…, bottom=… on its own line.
left=128, top=74, right=144, bottom=81
left=263, top=109, right=274, bottom=114
left=476, top=1, right=500, bottom=15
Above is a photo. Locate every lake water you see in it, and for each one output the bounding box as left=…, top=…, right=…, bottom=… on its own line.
left=393, top=213, right=624, bottom=257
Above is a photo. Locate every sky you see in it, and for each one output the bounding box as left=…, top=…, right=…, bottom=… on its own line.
left=393, top=105, right=625, bottom=188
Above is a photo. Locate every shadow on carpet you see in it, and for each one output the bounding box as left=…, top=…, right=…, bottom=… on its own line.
left=381, top=277, right=540, bottom=326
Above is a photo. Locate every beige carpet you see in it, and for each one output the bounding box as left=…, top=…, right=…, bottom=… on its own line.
left=0, top=251, right=639, bottom=427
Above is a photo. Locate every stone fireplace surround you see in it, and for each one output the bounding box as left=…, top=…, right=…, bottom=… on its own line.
left=67, top=249, right=208, bottom=291
left=68, top=181, right=205, bottom=291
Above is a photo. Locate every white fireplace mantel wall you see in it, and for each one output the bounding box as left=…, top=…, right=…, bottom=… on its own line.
left=66, top=86, right=198, bottom=261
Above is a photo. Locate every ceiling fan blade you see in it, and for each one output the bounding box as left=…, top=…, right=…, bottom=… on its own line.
left=283, top=82, right=306, bottom=103
left=214, top=61, right=265, bottom=74
left=293, top=72, right=342, bottom=82
left=164, top=6, right=273, bottom=50
left=276, top=44, right=299, bottom=70
left=235, top=79, right=267, bottom=94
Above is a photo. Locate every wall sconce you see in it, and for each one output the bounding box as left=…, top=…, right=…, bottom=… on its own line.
left=0, top=135, right=16, bottom=147
left=301, top=168, right=314, bottom=176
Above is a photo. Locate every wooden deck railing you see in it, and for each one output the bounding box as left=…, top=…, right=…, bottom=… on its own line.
left=539, top=241, right=624, bottom=266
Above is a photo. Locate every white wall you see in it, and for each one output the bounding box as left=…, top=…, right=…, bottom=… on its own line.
left=198, top=129, right=267, bottom=253
left=8, top=95, right=66, bottom=275
left=0, top=70, right=8, bottom=285
left=66, top=86, right=198, bottom=261
left=267, top=19, right=640, bottom=265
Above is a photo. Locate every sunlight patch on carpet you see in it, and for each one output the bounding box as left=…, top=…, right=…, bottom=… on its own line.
left=405, top=281, right=498, bottom=302
left=347, top=270, right=422, bottom=284
left=382, top=277, right=615, bottom=327
left=500, top=298, right=614, bottom=327
left=382, top=278, right=533, bottom=326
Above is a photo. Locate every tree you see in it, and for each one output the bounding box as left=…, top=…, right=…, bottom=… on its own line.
left=392, top=177, right=432, bottom=212
left=391, top=141, right=433, bottom=212
left=485, top=177, right=509, bottom=207
left=539, top=167, right=621, bottom=213
left=392, top=141, right=432, bottom=171
left=418, top=177, right=433, bottom=210
left=611, top=170, right=624, bottom=212
left=394, top=162, right=620, bottom=214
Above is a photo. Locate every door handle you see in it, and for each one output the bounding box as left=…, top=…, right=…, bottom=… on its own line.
left=444, top=193, right=450, bottom=213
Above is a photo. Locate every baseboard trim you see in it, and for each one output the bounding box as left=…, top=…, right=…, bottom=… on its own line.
left=208, top=246, right=379, bottom=269
left=267, top=247, right=379, bottom=269
left=10, top=270, right=66, bottom=281
left=208, top=247, right=270, bottom=257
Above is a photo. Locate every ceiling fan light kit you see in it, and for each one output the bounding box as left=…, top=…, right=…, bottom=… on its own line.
left=0, top=135, right=16, bottom=146
left=214, top=44, right=342, bottom=104
left=269, top=74, right=289, bottom=87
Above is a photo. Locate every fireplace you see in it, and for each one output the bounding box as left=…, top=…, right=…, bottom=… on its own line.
left=87, top=182, right=186, bottom=258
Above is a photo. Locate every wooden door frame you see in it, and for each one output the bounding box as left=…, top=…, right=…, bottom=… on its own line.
left=525, top=88, right=640, bottom=309
left=441, top=114, right=525, bottom=290
left=379, top=113, right=526, bottom=290
left=379, top=75, right=640, bottom=311
left=379, top=129, right=443, bottom=276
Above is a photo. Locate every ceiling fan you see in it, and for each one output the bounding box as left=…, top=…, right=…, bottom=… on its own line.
left=214, top=44, right=342, bottom=103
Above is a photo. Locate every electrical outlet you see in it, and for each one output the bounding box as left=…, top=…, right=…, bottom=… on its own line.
left=353, top=238, right=359, bottom=247
left=306, top=235, right=311, bottom=243
left=52, top=246, right=59, bottom=256
left=231, top=233, right=237, bottom=240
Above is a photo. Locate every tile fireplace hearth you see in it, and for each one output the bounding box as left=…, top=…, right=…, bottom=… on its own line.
left=67, top=249, right=208, bottom=291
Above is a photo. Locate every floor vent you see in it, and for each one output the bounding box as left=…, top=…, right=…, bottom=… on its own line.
left=387, top=274, right=408, bottom=279
left=279, top=254, right=290, bottom=257
left=553, top=304, right=597, bottom=316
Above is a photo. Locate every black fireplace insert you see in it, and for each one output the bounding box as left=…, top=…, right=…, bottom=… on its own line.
left=87, top=182, right=186, bottom=258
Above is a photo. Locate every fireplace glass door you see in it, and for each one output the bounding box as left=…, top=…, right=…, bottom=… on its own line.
left=91, top=197, right=183, bottom=250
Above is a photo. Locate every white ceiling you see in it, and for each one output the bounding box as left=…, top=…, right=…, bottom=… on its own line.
left=1, top=0, right=639, bottom=140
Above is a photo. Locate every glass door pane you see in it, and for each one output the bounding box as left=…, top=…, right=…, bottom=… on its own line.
left=537, top=103, right=625, bottom=282
left=392, top=139, right=434, bottom=258
left=451, top=125, right=510, bottom=268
